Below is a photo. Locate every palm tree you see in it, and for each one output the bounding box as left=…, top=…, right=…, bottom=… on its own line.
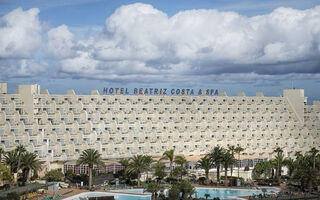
left=179, top=180, right=196, bottom=199
left=4, top=150, right=18, bottom=175
left=77, top=149, right=104, bottom=190
left=221, top=151, right=237, bottom=186
left=228, top=145, right=236, bottom=177
left=294, top=153, right=315, bottom=191
left=208, top=146, right=224, bottom=183
left=275, top=154, right=284, bottom=178
left=119, top=158, right=131, bottom=184
left=273, top=147, right=283, bottom=181
left=119, top=158, right=130, bottom=169
left=143, top=155, right=153, bottom=182
left=174, top=155, right=187, bottom=180
left=126, top=155, right=150, bottom=187
left=154, top=162, right=166, bottom=181
left=295, top=151, right=302, bottom=159
left=15, top=145, right=26, bottom=184
left=0, top=148, right=4, bottom=164
left=20, top=152, right=41, bottom=182
left=196, top=156, right=213, bottom=184
left=235, top=146, right=244, bottom=179
left=268, top=159, right=277, bottom=179
left=161, top=149, right=175, bottom=177
left=144, top=181, right=161, bottom=200
left=308, top=147, right=319, bottom=169
left=283, top=157, right=295, bottom=177
left=15, top=145, right=26, bottom=170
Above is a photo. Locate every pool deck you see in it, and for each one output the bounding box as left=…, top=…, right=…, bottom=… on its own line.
left=42, top=187, right=151, bottom=199
left=42, top=184, right=280, bottom=199
left=44, top=188, right=89, bottom=199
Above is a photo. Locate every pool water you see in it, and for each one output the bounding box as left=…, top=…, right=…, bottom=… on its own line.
left=195, top=188, right=261, bottom=199
left=63, top=192, right=151, bottom=200
left=113, top=189, right=151, bottom=194
left=66, top=187, right=279, bottom=200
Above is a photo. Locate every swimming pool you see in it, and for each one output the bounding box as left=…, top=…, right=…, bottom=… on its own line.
left=66, top=187, right=279, bottom=200
left=63, top=191, right=151, bottom=200
left=116, top=187, right=279, bottom=199
left=195, top=188, right=261, bottom=199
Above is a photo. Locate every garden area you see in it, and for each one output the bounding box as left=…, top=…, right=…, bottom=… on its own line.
left=0, top=145, right=319, bottom=200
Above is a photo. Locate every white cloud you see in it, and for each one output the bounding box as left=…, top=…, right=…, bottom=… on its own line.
left=15, top=59, right=47, bottom=77
left=0, top=8, right=41, bottom=58
left=0, top=8, right=48, bottom=79
left=47, top=24, right=77, bottom=59
left=0, top=59, right=47, bottom=78
left=57, top=3, right=320, bottom=83
left=60, top=51, right=99, bottom=74
left=1, top=4, right=320, bottom=84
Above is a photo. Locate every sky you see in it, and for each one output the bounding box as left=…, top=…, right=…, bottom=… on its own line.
left=0, top=0, right=320, bottom=103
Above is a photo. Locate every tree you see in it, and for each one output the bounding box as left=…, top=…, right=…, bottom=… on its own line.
left=252, top=161, right=272, bottom=179
left=172, top=166, right=187, bottom=181
left=179, top=179, right=195, bottom=199
left=0, top=164, right=13, bottom=183
left=273, top=147, right=283, bottom=182
left=0, top=148, right=4, bottom=164
left=119, top=158, right=130, bottom=169
left=295, top=151, right=302, bottom=160
left=119, top=158, right=131, bottom=183
left=44, top=169, right=64, bottom=182
left=196, top=156, right=213, bottom=184
left=20, top=152, right=41, bottom=183
left=308, top=147, right=319, bottom=169
left=126, top=155, right=150, bottom=187
left=208, top=146, right=224, bottom=183
left=143, top=155, right=153, bottom=182
left=294, top=154, right=316, bottom=191
left=235, top=146, right=244, bottom=179
left=174, top=155, right=187, bottom=180
left=283, top=157, right=295, bottom=177
left=161, top=149, right=175, bottom=177
left=4, top=150, right=18, bottom=175
left=221, top=150, right=237, bottom=186
left=154, top=162, right=166, bottom=181
left=228, top=145, right=236, bottom=177
left=144, top=181, right=161, bottom=200
left=275, top=154, right=284, bottom=177
left=166, top=180, right=196, bottom=200
left=268, top=159, right=277, bottom=179
left=65, top=169, right=74, bottom=181
left=14, top=145, right=26, bottom=184
left=77, top=149, right=104, bottom=190
left=168, top=184, right=180, bottom=200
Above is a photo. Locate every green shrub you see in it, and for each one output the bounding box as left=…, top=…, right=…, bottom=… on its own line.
left=168, top=184, right=180, bottom=200
left=65, top=169, right=74, bottom=178
left=44, top=169, right=64, bottom=182
left=198, top=177, right=206, bottom=184
left=7, top=192, right=19, bottom=200
left=31, top=171, right=39, bottom=180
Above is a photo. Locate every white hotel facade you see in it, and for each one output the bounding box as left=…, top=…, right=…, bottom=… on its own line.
left=0, top=83, right=319, bottom=167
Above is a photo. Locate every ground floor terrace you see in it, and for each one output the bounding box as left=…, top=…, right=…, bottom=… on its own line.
left=44, top=154, right=268, bottom=182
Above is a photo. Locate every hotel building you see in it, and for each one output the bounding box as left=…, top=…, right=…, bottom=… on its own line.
left=0, top=83, right=319, bottom=169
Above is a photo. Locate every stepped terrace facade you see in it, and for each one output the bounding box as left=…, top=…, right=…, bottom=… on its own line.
left=0, top=83, right=319, bottom=165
